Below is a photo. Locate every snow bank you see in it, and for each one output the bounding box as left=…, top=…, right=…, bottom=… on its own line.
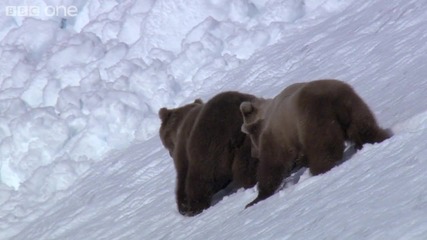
left=0, top=0, right=347, bottom=192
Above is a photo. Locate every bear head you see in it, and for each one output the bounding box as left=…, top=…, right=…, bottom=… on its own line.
left=158, top=99, right=203, bottom=155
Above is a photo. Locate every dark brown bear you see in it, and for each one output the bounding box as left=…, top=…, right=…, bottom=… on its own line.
left=159, top=91, right=258, bottom=216
left=159, top=98, right=203, bottom=215
left=240, top=79, right=391, bottom=208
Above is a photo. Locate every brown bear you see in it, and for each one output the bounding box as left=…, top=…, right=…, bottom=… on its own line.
left=159, top=91, right=258, bottom=216
left=240, top=79, right=391, bottom=208
left=159, top=98, right=203, bottom=215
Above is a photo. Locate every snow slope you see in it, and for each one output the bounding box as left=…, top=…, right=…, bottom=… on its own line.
left=1, top=0, right=427, bottom=239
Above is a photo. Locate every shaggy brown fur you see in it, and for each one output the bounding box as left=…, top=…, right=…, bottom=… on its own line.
left=159, top=92, right=258, bottom=216
left=159, top=99, right=203, bottom=214
left=240, top=79, right=391, bottom=207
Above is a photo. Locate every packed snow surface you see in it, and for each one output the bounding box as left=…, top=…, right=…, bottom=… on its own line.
left=0, top=0, right=426, bottom=239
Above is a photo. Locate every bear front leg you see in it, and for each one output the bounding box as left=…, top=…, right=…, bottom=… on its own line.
left=184, top=167, right=215, bottom=216
left=246, top=140, right=295, bottom=208
left=176, top=170, right=188, bottom=215
left=173, top=145, right=190, bottom=215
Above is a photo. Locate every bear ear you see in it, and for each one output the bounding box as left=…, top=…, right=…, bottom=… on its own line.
left=194, top=98, right=203, bottom=104
left=240, top=101, right=254, bottom=116
left=158, top=108, right=171, bottom=122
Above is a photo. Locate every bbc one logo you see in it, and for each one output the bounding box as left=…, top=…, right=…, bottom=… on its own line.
left=5, top=5, right=78, bottom=17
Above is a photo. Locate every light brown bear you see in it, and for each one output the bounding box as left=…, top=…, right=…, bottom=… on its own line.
left=240, top=79, right=391, bottom=207
left=159, top=91, right=258, bottom=216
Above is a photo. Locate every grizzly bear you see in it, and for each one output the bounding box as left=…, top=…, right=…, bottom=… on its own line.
left=159, top=98, right=203, bottom=215
left=240, top=79, right=391, bottom=207
left=159, top=91, right=258, bottom=216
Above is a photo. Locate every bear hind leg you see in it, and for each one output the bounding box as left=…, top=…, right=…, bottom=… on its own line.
left=344, top=99, right=391, bottom=149
left=347, top=116, right=391, bottom=150
left=232, top=137, right=258, bottom=189
left=305, top=122, right=345, bottom=175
